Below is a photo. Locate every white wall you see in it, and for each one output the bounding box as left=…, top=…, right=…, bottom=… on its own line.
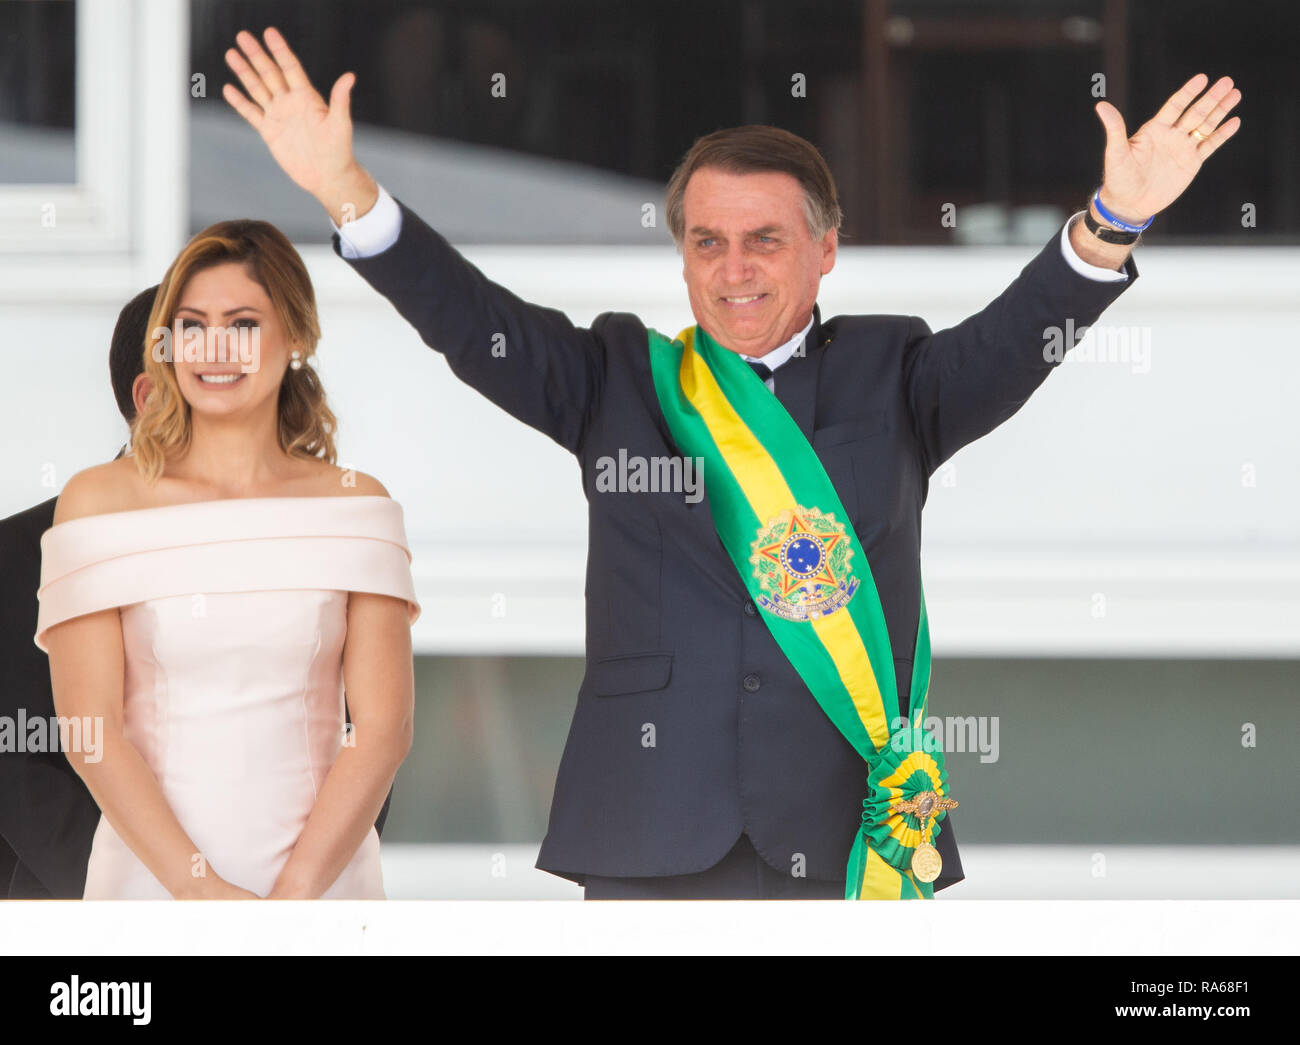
left=3, top=241, right=1297, bottom=657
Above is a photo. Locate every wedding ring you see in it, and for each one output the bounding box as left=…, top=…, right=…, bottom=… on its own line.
left=1190, top=127, right=1209, bottom=142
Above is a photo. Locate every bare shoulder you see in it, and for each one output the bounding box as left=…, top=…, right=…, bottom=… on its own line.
left=345, top=469, right=391, bottom=498
left=52, top=458, right=144, bottom=526
left=297, top=460, right=391, bottom=499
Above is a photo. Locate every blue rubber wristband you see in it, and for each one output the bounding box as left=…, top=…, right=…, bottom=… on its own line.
left=1092, top=191, right=1153, bottom=233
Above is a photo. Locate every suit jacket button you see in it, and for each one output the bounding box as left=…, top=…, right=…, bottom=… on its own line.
left=743, top=673, right=761, bottom=692
left=744, top=601, right=757, bottom=617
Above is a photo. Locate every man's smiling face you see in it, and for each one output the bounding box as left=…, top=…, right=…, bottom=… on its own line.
left=681, top=166, right=837, bottom=358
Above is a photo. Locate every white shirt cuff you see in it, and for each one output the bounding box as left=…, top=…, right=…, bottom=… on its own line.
left=332, top=185, right=402, bottom=259
left=1059, top=211, right=1128, bottom=282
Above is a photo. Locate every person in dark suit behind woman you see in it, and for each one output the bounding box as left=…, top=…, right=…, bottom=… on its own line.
left=0, top=286, right=158, bottom=898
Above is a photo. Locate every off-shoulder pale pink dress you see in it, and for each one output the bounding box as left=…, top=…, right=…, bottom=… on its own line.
left=33, top=495, right=421, bottom=900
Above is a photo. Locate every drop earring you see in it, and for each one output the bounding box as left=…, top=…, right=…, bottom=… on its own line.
left=290, top=350, right=302, bottom=371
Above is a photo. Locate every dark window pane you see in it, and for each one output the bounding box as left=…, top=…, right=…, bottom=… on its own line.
left=0, top=0, right=76, bottom=184
left=188, top=0, right=1299, bottom=244
left=383, top=655, right=1299, bottom=844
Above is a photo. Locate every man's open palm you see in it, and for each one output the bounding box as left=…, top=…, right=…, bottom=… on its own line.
left=222, top=27, right=358, bottom=204
left=1095, top=73, right=1241, bottom=222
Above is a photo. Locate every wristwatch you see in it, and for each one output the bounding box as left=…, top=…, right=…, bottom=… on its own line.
left=1083, top=208, right=1142, bottom=244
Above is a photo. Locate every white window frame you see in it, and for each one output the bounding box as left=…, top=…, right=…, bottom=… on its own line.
left=0, top=0, right=186, bottom=295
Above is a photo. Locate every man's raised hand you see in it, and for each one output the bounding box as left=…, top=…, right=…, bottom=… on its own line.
left=1094, top=73, right=1241, bottom=225
left=222, top=26, right=377, bottom=224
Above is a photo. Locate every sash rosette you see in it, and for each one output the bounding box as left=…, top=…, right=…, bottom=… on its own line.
left=648, top=323, right=954, bottom=900
left=850, top=724, right=951, bottom=898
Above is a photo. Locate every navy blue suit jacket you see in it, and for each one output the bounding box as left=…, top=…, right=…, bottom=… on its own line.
left=335, top=201, right=1137, bottom=889
left=0, top=497, right=99, bottom=897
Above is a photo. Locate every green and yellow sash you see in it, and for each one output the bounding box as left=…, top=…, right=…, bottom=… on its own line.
left=648, top=323, right=953, bottom=900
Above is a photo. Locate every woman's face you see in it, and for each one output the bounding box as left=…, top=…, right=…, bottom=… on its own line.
left=169, top=261, right=296, bottom=420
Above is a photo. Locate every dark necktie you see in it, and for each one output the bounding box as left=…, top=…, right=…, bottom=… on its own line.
left=747, top=360, right=774, bottom=384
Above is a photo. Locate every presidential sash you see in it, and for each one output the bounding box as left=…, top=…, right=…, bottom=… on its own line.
left=647, top=323, right=955, bottom=900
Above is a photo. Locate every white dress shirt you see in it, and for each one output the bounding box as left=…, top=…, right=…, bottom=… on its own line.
left=737, top=317, right=813, bottom=390
left=333, top=186, right=1128, bottom=392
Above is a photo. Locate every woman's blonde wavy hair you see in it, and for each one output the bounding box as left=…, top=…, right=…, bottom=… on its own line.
left=132, top=219, right=337, bottom=483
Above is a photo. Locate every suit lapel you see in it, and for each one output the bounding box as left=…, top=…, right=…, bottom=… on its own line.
left=774, top=304, right=825, bottom=441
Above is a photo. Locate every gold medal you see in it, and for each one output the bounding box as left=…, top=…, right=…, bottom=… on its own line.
left=911, top=842, right=942, bottom=883
left=893, top=789, right=958, bottom=886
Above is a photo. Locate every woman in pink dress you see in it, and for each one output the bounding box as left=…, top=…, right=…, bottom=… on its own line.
left=34, top=219, right=419, bottom=899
